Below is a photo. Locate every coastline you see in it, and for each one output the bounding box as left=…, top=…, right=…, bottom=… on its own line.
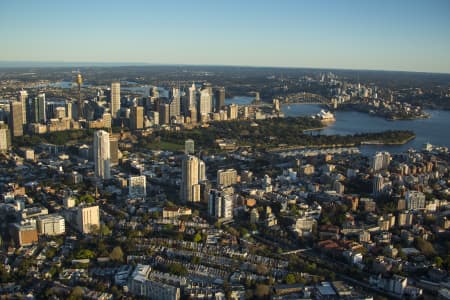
left=360, top=134, right=416, bottom=145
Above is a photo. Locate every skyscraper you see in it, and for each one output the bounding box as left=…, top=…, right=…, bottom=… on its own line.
left=198, top=159, right=206, bottom=182
left=228, top=104, right=238, bottom=120
left=199, top=84, right=213, bottom=119
left=31, top=93, right=47, bottom=124
left=111, top=82, right=121, bottom=118
left=372, top=152, right=391, bottom=171
left=109, top=136, right=119, bottom=166
left=180, top=155, right=201, bottom=202
left=65, top=101, right=73, bottom=120
left=102, top=112, right=112, bottom=128
left=159, top=103, right=170, bottom=125
left=130, top=106, right=144, bottom=130
left=188, top=82, right=197, bottom=110
left=214, top=86, right=225, bottom=112
left=373, top=174, right=384, bottom=196
left=18, top=90, right=28, bottom=124
left=0, top=123, right=11, bottom=151
left=94, top=130, right=111, bottom=180
left=169, top=87, right=181, bottom=118
left=76, top=72, right=83, bottom=120
left=10, top=101, right=23, bottom=137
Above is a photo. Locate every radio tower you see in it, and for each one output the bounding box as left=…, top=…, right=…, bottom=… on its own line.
left=76, top=71, right=83, bottom=119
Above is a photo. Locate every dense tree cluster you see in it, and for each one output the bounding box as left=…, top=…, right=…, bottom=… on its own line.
left=154, top=117, right=415, bottom=151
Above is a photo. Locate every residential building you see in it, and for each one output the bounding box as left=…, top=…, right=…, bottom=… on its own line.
left=76, top=205, right=100, bottom=234
left=0, top=123, right=10, bottom=151
left=18, top=90, right=28, bottom=124
left=129, top=175, right=147, bottom=198
left=130, top=106, right=144, bottom=130
left=405, top=191, right=426, bottom=210
left=169, top=87, right=181, bottom=118
left=208, top=187, right=234, bottom=220
left=214, top=86, right=225, bottom=111
left=373, top=174, right=385, bottom=196
left=36, top=214, right=65, bottom=236
left=199, top=84, right=213, bottom=119
left=185, top=139, right=195, bottom=155
left=217, top=169, right=238, bottom=187
left=227, top=104, right=238, bottom=120
left=9, top=101, right=23, bottom=137
left=111, top=82, right=121, bottom=118
left=128, top=264, right=181, bottom=300
left=10, top=221, right=38, bottom=246
left=94, top=130, right=111, bottom=180
left=180, top=155, right=201, bottom=202
left=110, top=137, right=119, bottom=166
left=372, top=151, right=391, bottom=171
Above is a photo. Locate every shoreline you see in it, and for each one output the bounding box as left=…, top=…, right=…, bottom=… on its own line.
left=360, top=134, right=416, bottom=145
left=266, top=134, right=415, bottom=152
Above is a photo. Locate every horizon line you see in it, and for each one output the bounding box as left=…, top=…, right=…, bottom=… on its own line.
left=0, top=60, right=449, bottom=75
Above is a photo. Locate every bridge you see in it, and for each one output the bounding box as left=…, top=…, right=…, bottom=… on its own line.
left=284, top=92, right=330, bottom=104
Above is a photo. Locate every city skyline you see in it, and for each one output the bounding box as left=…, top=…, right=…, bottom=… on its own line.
left=1, top=0, right=450, bottom=73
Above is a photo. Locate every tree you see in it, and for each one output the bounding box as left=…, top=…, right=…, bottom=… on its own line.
left=191, top=256, right=201, bottom=264
left=110, top=246, right=124, bottom=262
left=75, top=249, right=95, bottom=259
left=79, top=194, right=95, bottom=204
left=68, top=286, right=84, bottom=300
left=168, top=263, right=188, bottom=276
left=285, top=273, right=296, bottom=284
left=256, top=263, right=269, bottom=275
left=0, top=264, right=11, bottom=283
left=435, top=256, right=443, bottom=268
left=415, top=237, right=436, bottom=257
left=254, top=284, right=270, bottom=299
left=193, top=232, right=202, bottom=243
left=100, top=224, right=112, bottom=236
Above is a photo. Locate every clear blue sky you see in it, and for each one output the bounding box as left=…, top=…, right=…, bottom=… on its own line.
left=1, top=0, right=450, bottom=73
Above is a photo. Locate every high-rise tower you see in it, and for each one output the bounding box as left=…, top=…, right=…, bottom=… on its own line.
left=31, top=93, right=47, bottom=124
left=10, top=101, right=23, bottom=137
left=214, top=87, right=225, bottom=112
left=111, top=82, right=121, bottom=118
left=180, top=155, right=202, bottom=203
left=188, top=82, right=197, bottom=110
left=130, top=106, right=144, bottom=130
left=18, top=90, right=28, bottom=124
left=93, top=130, right=111, bottom=180
left=169, top=87, right=181, bottom=118
left=199, top=84, right=213, bottom=119
left=76, top=72, right=83, bottom=120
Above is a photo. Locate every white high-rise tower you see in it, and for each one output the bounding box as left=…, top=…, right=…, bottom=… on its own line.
left=94, top=130, right=111, bottom=179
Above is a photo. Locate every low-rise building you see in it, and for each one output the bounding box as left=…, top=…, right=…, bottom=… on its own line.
left=10, top=221, right=38, bottom=246
left=36, top=214, right=65, bottom=236
left=128, top=264, right=180, bottom=300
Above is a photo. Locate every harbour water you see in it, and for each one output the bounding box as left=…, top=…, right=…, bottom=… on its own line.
left=226, top=97, right=450, bottom=155
left=284, top=104, right=450, bottom=155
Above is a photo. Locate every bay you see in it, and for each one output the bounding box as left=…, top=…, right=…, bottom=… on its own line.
left=281, top=103, right=450, bottom=155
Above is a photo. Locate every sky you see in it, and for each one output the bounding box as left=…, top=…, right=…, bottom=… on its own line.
left=1, top=0, right=450, bottom=73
